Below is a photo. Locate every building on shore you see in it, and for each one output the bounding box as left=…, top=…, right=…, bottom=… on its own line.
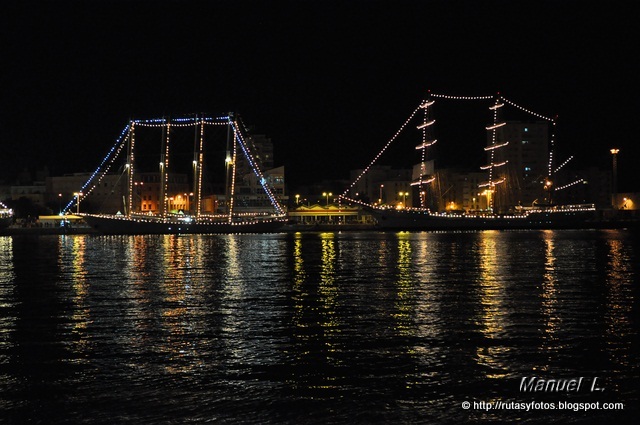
left=348, top=165, right=412, bottom=207
left=613, top=193, right=637, bottom=210
left=46, top=172, right=190, bottom=215
left=233, top=165, right=287, bottom=213
left=288, top=203, right=371, bottom=224
left=43, top=133, right=287, bottom=216
left=486, top=120, right=550, bottom=211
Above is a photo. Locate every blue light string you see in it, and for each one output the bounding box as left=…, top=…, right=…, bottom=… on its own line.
left=62, top=123, right=131, bottom=213
left=63, top=115, right=278, bottom=215
left=132, top=115, right=229, bottom=126
left=230, top=119, right=285, bottom=215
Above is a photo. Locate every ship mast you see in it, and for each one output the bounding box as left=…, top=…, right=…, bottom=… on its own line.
left=413, top=98, right=437, bottom=208
left=126, top=121, right=136, bottom=218
left=480, top=95, right=509, bottom=212
left=226, top=117, right=238, bottom=222
left=224, top=114, right=235, bottom=219
left=159, top=118, right=171, bottom=218
left=193, top=115, right=204, bottom=218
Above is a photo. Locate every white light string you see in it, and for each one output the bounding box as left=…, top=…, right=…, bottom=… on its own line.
left=548, top=119, right=557, bottom=177
left=554, top=155, right=573, bottom=174
left=341, top=104, right=421, bottom=197
left=555, top=179, right=584, bottom=191
left=133, top=115, right=229, bottom=127
left=62, top=123, right=131, bottom=213
left=430, top=93, right=494, bottom=100
left=502, top=97, right=554, bottom=121
left=230, top=120, right=286, bottom=215
left=61, top=115, right=253, bottom=215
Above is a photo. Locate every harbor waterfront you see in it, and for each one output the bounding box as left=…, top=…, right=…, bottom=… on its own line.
left=1, top=229, right=638, bottom=424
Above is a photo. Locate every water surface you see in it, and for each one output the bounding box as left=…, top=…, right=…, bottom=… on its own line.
left=1, top=230, right=638, bottom=423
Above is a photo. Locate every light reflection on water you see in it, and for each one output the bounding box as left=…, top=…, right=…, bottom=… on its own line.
left=541, top=230, right=561, bottom=359
left=0, top=230, right=638, bottom=424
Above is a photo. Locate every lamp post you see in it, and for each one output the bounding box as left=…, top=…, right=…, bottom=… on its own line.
left=399, top=191, right=408, bottom=208
left=610, top=148, right=620, bottom=208
left=58, top=193, right=62, bottom=215
left=379, top=184, right=384, bottom=204
left=545, top=179, right=553, bottom=205
left=295, top=194, right=300, bottom=205
left=133, top=181, right=144, bottom=212
left=73, top=192, right=83, bottom=214
left=322, top=192, right=332, bottom=206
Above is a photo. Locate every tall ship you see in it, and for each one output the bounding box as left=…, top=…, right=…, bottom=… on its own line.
left=341, top=91, right=633, bottom=231
left=75, top=114, right=286, bottom=234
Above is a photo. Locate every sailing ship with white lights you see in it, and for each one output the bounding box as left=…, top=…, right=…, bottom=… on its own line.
left=342, top=92, right=630, bottom=231
left=77, top=114, right=286, bottom=234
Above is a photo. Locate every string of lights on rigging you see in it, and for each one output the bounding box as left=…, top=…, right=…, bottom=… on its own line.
left=554, top=179, right=585, bottom=191
left=230, top=119, right=286, bottom=215
left=63, top=115, right=284, bottom=216
left=62, top=123, right=131, bottom=213
left=340, top=91, right=565, bottom=209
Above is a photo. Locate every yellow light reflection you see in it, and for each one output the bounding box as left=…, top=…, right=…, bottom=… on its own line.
left=603, top=235, right=634, bottom=368
left=0, top=237, right=16, bottom=363
left=289, top=232, right=342, bottom=390
left=0, top=236, right=14, bottom=289
left=294, top=233, right=306, bottom=284
left=160, top=235, right=207, bottom=374
left=411, top=233, right=441, bottom=341
left=58, top=235, right=92, bottom=358
left=218, top=235, right=252, bottom=367
left=475, top=232, right=510, bottom=379
left=539, top=230, right=560, bottom=364
left=392, top=232, right=414, bottom=336
left=318, top=232, right=339, bottom=353
left=292, top=233, right=306, bottom=326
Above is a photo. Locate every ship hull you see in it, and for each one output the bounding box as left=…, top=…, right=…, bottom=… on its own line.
left=0, top=217, right=12, bottom=230
left=82, top=214, right=286, bottom=235
left=369, top=208, right=635, bottom=231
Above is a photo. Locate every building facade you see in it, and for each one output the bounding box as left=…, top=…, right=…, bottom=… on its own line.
left=349, top=165, right=412, bottom=207
left=490, top=120, right=550, bottom=209
left=232, top=133, right=287, bottom=212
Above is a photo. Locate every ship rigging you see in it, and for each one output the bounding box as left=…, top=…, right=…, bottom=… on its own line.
left=68, top=114, right=286, bottom=234
left=339, top=90, right=613, bottom=230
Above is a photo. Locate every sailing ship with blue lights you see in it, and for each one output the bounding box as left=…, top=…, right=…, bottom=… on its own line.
left=342, top=92, right=631, bottom=231
left=77, top=114, right=286, bottom=234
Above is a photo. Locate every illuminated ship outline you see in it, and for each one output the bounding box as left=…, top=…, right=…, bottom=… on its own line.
left=75, top=114, right=287, bottom=235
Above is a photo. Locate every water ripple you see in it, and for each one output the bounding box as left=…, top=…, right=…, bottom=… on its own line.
left=0, top=230, right=638, bottom=423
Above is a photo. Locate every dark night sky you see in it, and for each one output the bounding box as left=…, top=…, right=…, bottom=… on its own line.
left=2, top=0, right=638, bottom=191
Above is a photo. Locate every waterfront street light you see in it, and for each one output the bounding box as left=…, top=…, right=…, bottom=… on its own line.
left=73, top=192, right=83, bottom=214
left=399, top=191, right=408, bottom=208
left=322, top=192, right=332, bottom=206
left=295, top=194, right=300, bottom=205
left=379, top=184, right=384, bottom=204
left=545, top=179, right=553, bottom=205
left=610, top=148, right=620, bottom=208
left=58, top=193, right=62, bottom=215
